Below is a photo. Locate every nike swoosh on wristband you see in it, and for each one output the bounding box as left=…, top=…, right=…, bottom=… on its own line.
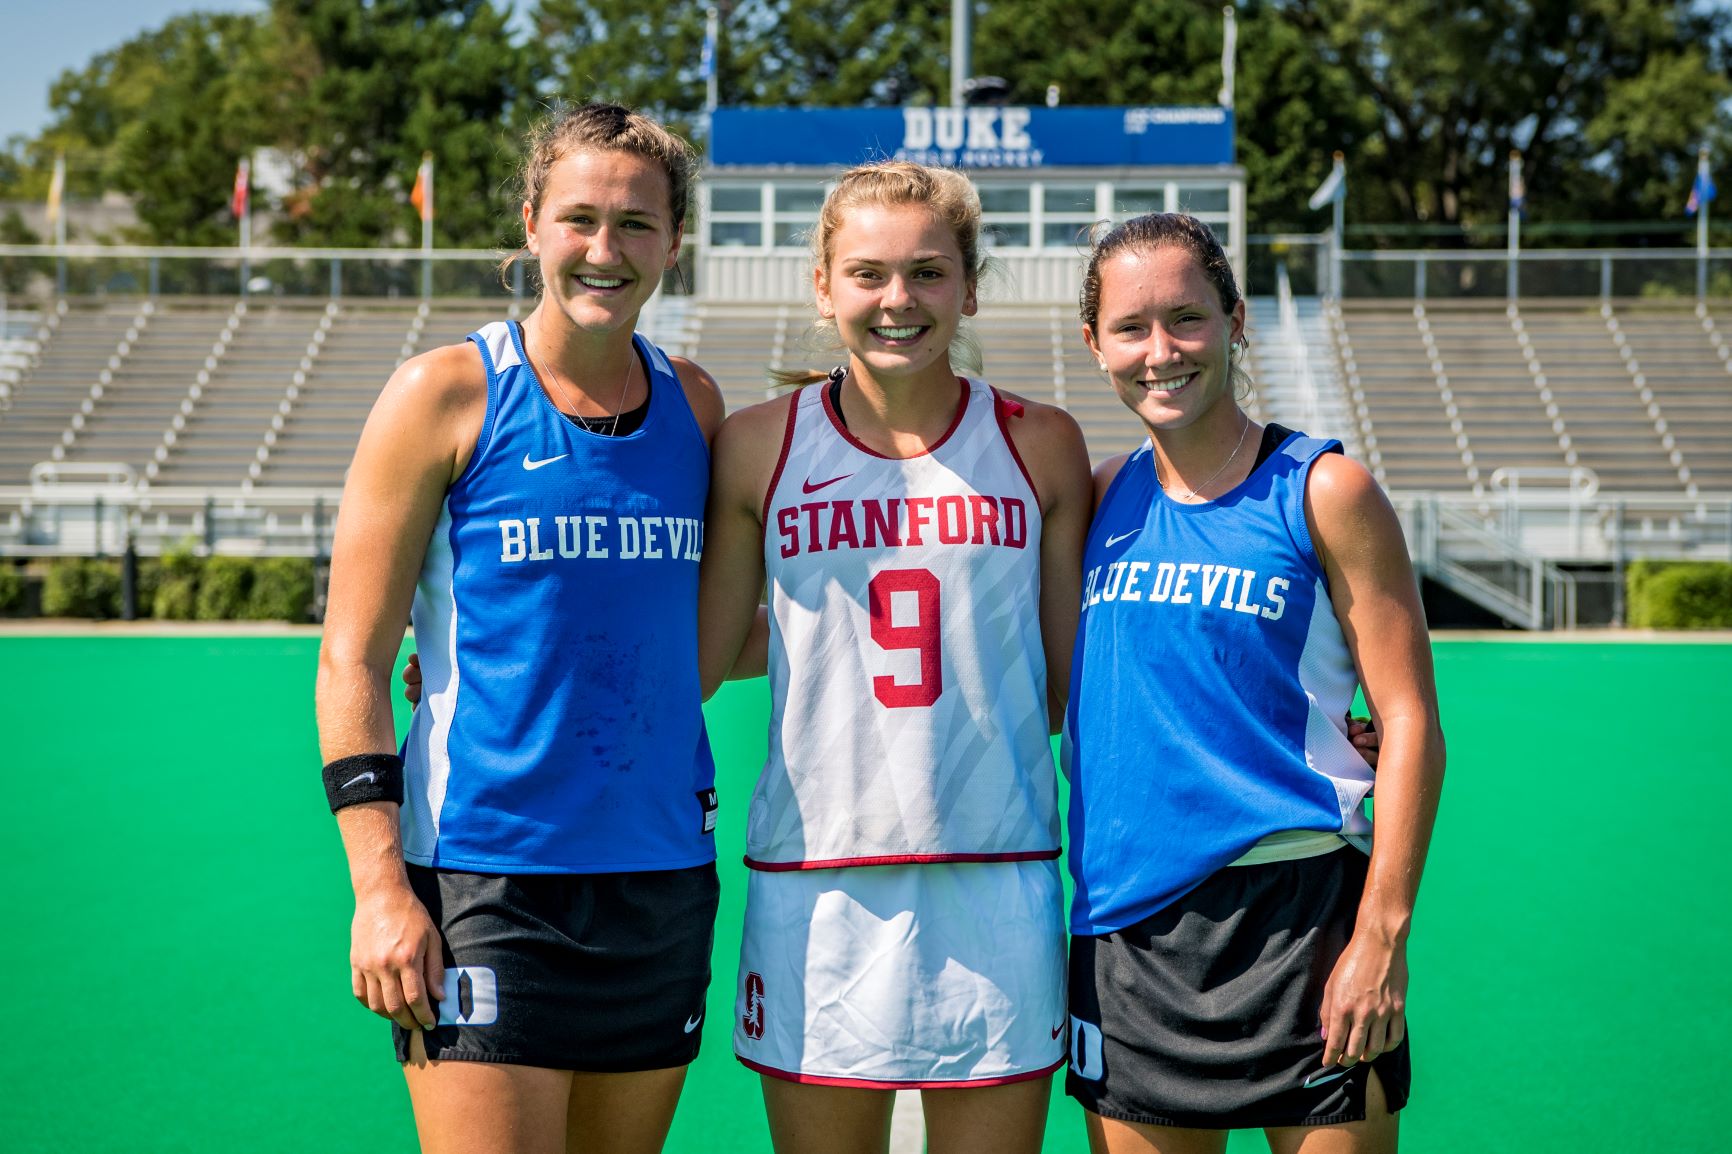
left=340, top=771, right=378, bottom=789
left=1103, top=529, right=1140, bottom=548
left=802, top=473, right=852, bottom=494
left=523, top=453, right=569, bottom=471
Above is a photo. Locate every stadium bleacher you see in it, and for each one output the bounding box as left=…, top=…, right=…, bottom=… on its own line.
left=1328, top=298, right=1731, bottom=497
left=3, top=291, right=1729, bottom=499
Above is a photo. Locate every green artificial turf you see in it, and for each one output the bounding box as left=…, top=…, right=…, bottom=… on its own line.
left=1, top=636, right=1727, bottom=1152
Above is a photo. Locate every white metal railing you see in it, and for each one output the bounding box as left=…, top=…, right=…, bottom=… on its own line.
left=0, top=483, right=341, bottom=558
left=5, top=478, right=1725, bottom=574
left=11, top=240, right=1732, bottom=306
left=0, top=242, right=693, bottom=302
left=1400, top=497, right=1578, bottom=629
left=1274, top=264, right=1321, bottom=432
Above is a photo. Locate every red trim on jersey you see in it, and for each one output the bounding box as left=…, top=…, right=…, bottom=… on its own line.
left=760, top=389, right=804, bottom=530
left=992, top=387, right=1042, bottom=507
left=821, top=375, right=970, bottom=460
left=738, top=1055, right=1065, bottom=1090
left=742, top=848, right=1062, bottom=872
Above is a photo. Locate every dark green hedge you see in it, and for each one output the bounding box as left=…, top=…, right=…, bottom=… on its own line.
left=32, top=554, right=316, bottom=622
left=41, top=558, right=123, bottom=619
left=1628, top=561, right=1732, bottom=629
left=0, top=562, right=27, bottom=613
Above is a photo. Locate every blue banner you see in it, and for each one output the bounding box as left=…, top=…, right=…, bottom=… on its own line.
left=710, top=106, right=1234, bottom=169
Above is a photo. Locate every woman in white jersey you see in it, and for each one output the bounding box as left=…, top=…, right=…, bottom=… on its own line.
left=1061, top=213, right=1444, bottom=1153
left=317, top=104, right=730, bottom=1154
left=698, top=161, right=1094, bottom=1154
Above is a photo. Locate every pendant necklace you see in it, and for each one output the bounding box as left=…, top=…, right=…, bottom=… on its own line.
left=539, top=345, right=635, bottom=436
left=1157, top=414, right=1251, bottom=502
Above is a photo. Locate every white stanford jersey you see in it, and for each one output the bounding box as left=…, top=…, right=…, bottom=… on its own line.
left=747, top=376, right=1060, bottom=870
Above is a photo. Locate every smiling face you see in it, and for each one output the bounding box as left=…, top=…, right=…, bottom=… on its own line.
left=815, top=202, right=978, bottom=388
left=523, top=147, right=682, bottom=337
left=1084, top=243, right=1246, bottom=434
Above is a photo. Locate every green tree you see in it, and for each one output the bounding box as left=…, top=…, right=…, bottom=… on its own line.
left=36, top=13, right=267, bottom=244
left=265, top=0, right=533, bottom=250
left=1271, top=0, right=1732, bottom=238
left=743, top=1, right=947, bottom=107
left=528, top=0, right=712, bottom=141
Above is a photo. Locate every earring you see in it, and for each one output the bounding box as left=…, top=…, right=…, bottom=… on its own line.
left=1097, top=360, right=1107, bottom=371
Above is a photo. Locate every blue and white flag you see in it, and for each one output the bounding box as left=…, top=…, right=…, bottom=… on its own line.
left=1687, top=167, right=1716, bottom=216
left=1307, top=154, right=1345, bottom=211
left=699, top=21, right=715, bottom=82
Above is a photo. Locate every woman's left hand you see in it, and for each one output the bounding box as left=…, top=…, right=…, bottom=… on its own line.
left=1319, top=929, right=1407, bottom=1068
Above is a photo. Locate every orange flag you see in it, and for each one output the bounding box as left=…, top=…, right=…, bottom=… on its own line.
left=410, top=153, right=433, bottom=222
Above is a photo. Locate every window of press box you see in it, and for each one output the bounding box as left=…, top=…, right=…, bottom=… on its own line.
left=710, top=186, right=762, bottom=213
left=1044, top=185, right=1100, bottom=214
left=709, top=221, right=762, bottom=247
left=1114, top=187, right=1165, bottom=215
left=774, top=186, right=827, bottom=213
left=979, top=187, right=1032, bottom=213
left=1176, top=187, right=1231, bottom=214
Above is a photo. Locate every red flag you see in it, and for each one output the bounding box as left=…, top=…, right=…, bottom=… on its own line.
left=410, top=153, right=432, bottom=222
left=231, top=158, right=250, bottom=219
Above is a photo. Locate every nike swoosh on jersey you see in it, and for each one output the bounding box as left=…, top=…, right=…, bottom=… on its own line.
left=802, top=473, right=853, bottom=494
left=523, top=453, right=570, bottom=471
left=1103, top=529, right=1141, bottom=548
left=683, top=1013, right=703, bottom=1034
left=1302, top=1066, right=1353, bottom=1089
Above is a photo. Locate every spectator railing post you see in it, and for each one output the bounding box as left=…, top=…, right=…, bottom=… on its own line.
left=122, top=530, right=138, bottom=621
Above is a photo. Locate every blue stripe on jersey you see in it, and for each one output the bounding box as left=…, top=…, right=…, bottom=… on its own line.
left=1062, top=431, right=1373, bottom=935
left=400, top=321, right=716, bottom=874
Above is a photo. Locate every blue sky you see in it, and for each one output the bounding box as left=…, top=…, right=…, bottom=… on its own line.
left=0, top=0, right=267, bottom=143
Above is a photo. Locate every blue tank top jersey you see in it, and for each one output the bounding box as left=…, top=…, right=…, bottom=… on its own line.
left=399, top=321, right=716, bottom=874
left=1062, top=431, right=1374, bottom=936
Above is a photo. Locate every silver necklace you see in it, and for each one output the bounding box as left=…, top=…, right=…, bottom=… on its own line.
left=538, top=346, right=635, bottom=436
left=1157, top=415, right=1252, bottom=502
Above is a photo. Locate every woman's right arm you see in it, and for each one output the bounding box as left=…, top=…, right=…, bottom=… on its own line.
left=315, top=343, right=486, bottom=1033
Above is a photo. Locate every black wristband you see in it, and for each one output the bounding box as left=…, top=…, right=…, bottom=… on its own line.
left=323, top=752, right=405, bottom=813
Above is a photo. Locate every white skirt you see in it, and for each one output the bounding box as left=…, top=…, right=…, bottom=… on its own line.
left=733, top=859, right=1068, bottom=1087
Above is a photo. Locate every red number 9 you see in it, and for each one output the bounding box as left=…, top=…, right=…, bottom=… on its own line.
left=867, top=567, right=942, bottom=708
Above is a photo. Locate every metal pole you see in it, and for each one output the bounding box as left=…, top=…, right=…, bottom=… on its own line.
left=1611, top=499, right=1626, bottom=627
left=53, top=154, right=68, bottom=296
left=1507, top=151, right=1522, bottom=302
left=1332, top=177, right=1345, bottom=300
left=1697, top=145, right=1711, bottom=302
left=705, top=7, right=720, bottom=113
left=421, top=153, right=434, bottom=300
left=122, top=531, right=138, bottom=621
left=1217, top=6, right=1237, bottom=109
left=239, top=156, right=252, bottom=296
left=313, top=495, right=329, bottom=624
left=950, top=0, right=971, bottom=108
